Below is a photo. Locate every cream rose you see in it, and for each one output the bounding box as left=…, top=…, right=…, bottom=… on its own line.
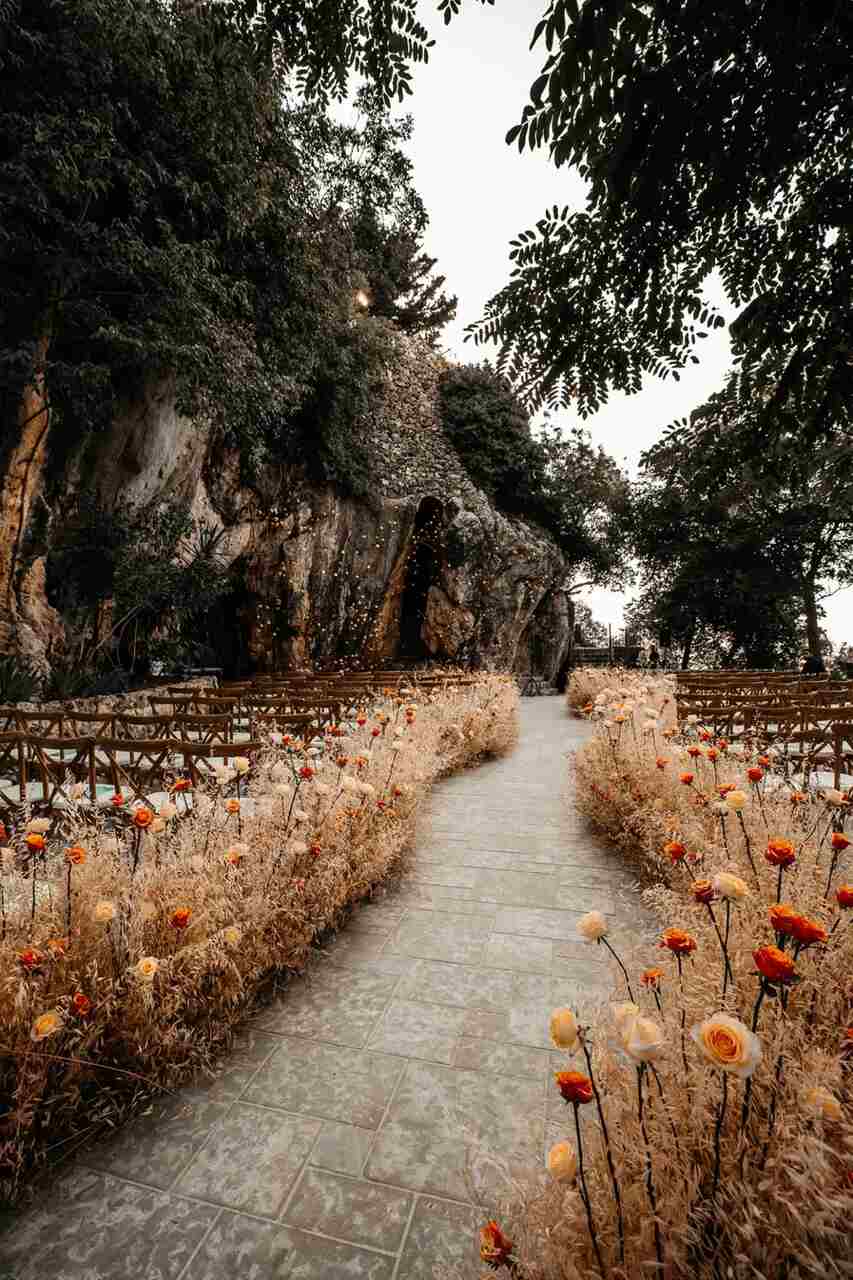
left=690, top=1013, right=761, bottom=1079
left=134, top=956, right=160, bottom=981
left=233, top=756, right=251, bottom=775
left=611, top=1002, right=640, bottom=1033
left=94, top=900, right=116, bottom=923
left=26, top=818, right=52, bottom=834
left=546, top=1141, right=577, bottom=1183
left=158, top=801, right=177, bottom=820
left=724, top=790, right=748, bottom=812
left=223, top=925, right=241, bottom=947
left=712, top=872, right=749, bottom=901
left=577, top=910, right=608, bottom=943
left=621, top=1014, right=666, bottom=1064
left=549, top=1007, right=579, bottom=1052
left=803, top=1086, right=842, bottom=1122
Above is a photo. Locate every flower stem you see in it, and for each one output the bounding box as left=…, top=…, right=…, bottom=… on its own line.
left=736, top=811, right=760, bottom=888
left=676, top=953, right=689, bottom=1081
left=601, top=936, right=635, bottom=1002
left=706, top=903, right=734, bottom=1000
left=722, top=900, right=732, bottom=999
left=580, top=1031, right=624, bottom=1265
left=637, top=1065, right=664, bottom=1269
left=712, top=1070, right=728, bottom=1196
left=740, top=981, right=767, bottom=1133
left=572, top=1101, right=606, bottom=1277
left=65, top=862, right=72, bottom=934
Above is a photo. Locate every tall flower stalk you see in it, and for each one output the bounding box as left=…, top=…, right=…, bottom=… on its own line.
left=636, top=1064, right=664, bottom=1268
left=579, top=1029, right=624, bottom=1265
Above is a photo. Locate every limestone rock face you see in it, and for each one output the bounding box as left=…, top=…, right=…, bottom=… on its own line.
left=1, top=332, right=573, bottom=679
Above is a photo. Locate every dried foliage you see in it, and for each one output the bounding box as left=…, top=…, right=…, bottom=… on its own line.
left=0, top=675, right=518, bottom=1202
left=491, top=671, right=852, bottom=1279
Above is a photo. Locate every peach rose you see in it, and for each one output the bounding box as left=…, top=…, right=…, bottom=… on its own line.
left=691, top=1013, right=762, bottom=1078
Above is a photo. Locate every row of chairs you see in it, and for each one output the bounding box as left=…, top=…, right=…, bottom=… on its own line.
left=0, top=667, right=475, bottom=813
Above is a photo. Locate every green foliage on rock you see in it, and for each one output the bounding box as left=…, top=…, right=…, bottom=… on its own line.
left=439, top=362, right=630, bottom=585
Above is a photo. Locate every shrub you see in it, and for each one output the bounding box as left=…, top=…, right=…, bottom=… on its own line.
left=0, top=655, right=40, bottom=704
left=0, top=674, right=518, bottom=1202
left=491, top=680, right=852, bottom=1278
left=439, top=364, right=563, bottom=535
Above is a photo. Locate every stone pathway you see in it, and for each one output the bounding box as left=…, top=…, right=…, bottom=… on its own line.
left=1, top=698, right=645, bottom=1280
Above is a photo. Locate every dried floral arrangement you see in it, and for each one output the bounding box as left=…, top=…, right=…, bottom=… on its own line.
left=0, top=674, right=518, bottom=1202
left=479, top=671, right=851, bottom=1278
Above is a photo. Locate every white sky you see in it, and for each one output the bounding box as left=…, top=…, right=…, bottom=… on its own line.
left=380, top=0, right=853, bottom=644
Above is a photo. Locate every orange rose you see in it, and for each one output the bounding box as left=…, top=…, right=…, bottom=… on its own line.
left=225, top=799, right=240, bottom=815
left=72, top=992, right=92, bottom=1016
left=664, top=840, right=686, bottom=864
left=46, top=937, right=68, bottom=956
left=172, top=778, right=192, bottom=793
left=790, top=791, right=807, bottom=805
left=717, top=739, right=729, bottom=752
left=789, top=916, right=827, bottom=947
left=836, top=885, right=853, bottom=908
left=554, top=1071, right=593, bottom=1104
left=747, top=767, right=764, bottom=783
left=110, top=793, right=125, bottom=807
left=687, top=746, right=701, bottom=758
left=757, top=755, right=770, bottom=767
left=479, top=1221, right=513, bottom=1266
left=706, top=748, right=719, bottom=762
left=659, top=928, right=697, bottom=955
left=692, top=879, right=715, bottom=905
left=170, top=907, right=192, bottom=931
left=641, top=967, right=664, bottom=987
left=831, top=832, right=850, bottom=852
left=18, top=948, right=42, bottom=971
left=65, top=845, right=86, bottom=865
left=132, top=807, right=154, bottom=830
left=765, top=838, right=796, bottom=868
left=679, top=772, right=694, bottom=785
left=655, top=756, right=669, bottom=770
left=769, top=903, right=801, bottom=937
left=24, top=833, right=45, bottom=853
left=754, top=944, right=796, bottom=983
left=718, top=783, right=735, bottom=796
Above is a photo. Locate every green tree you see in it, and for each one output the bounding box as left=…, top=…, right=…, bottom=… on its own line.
left=465, top=1, right=852, bottom=437
left=352, top=207, right=458, bottom=343
left=631, top=385, right=853, bottom=665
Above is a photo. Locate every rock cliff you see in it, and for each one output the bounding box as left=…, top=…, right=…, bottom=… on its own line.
left=0, top=332, right=572, bottom=678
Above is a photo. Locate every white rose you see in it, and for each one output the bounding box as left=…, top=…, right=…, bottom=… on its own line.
left=577, top=910, right=608, bottom=943
left=712, top=872, right=749, bottom=901
left=134, top=956, right=160, bottom=981
left=621, top=1014, right=666, bottom=1064
left=233, top=757, right=251, bottom=775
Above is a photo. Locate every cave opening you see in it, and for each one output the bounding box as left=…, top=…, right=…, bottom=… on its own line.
left=203, top=581, right=255, bottom=678
left=399, top=497, right=444, bottom=658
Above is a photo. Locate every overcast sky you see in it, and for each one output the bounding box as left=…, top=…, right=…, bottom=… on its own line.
left=377, top=0, right=853, bottom=645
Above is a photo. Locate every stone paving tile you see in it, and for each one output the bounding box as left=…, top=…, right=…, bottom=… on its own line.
left=469, top=868, right=562, bottom=907
left=318, top=931, right=411, bottom=976
left=555, top=883, right=620, bottom=913
left=452, top=1035, right=552, bottom=1079
left=366, top=998, right=467, bottom=1063
left=492, top=905, right=582, bottom=941
left=253, top=969, right=400, bottom=1047
left=184, top=1210, right=395, bottom=1279
left=193, top=1029, right=280, bottom=1100
left=481, top=933, right=554, bottom=974
left=244, top=1038, right=404, bottom=1127
left=309, top=1121, right=375, bottom=1177
left=397, top=959, right=522, bottom=1010
left=382, top=1061, right=545, bottom=1147
left=284, top=1168, right=412, bottom=1252
left=82, top=1095, right=228, bottom=1191
left=175, top=1103, right=321, bottom=1217
left=393, top=884, right=495, bottom=915
left=0, top=1168, right=217, bottom=1280
left=396, top=1195, right=481, bottom=1280
left=386, top=909, right=494, bottom=964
